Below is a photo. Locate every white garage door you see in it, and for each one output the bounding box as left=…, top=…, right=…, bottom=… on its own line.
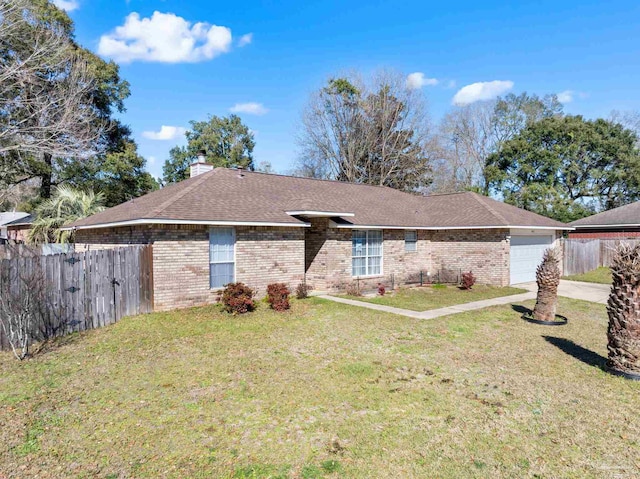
left=510, top=235, right=554, bottom=284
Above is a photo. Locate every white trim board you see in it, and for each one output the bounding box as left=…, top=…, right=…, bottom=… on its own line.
left=571, top=224, right=640, bottom=229
left=329, top=222, right=572, bottom=231
left=286, top=210, right=355, bottom=217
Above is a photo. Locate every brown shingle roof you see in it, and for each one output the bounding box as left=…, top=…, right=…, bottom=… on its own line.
left=70, top=168, right=569, bottom=230
left=570, top=201, right=640, bottom=227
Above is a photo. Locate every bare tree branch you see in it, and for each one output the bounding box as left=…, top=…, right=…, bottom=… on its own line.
left=0, top=0, right=103, bottom=160
left=296, top=70, right=433, bottom=191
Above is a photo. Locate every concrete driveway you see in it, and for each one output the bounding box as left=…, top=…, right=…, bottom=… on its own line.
left=517, top=280, right=610, bottom=304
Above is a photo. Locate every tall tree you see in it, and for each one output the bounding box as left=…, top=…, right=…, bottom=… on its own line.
left=0, top=0, right=132, bottom=201
left=61, top=139, right=158, bottom=207
left=485, top=115, right=640, bottom=222
left=432, top=93, right=562, bottom=193
left=297, top=71, right=432, bottom=192
left=1, top=0, right=98, bottom=194
left=162, top=115, right=255, bottom=184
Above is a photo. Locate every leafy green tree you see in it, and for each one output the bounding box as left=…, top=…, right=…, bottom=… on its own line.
left=162, top=146, right=192, bottom=184
left=28, top=185, right=105, bottom=244
left=162, top=115, right=255, bottom=184
left=61, top=140, right=158, bottom=207
left=493, top=93, right=563, bottom=144
left=433, top=92, right=563, bottom=194
left=485, top=115, right=640, bottom=222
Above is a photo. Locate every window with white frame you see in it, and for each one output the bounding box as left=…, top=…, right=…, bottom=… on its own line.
left=352, top=230, right=382, bottom=276
left=405, top=230, right=417, bottom=252
left=209, top=227, right=235, bottom=288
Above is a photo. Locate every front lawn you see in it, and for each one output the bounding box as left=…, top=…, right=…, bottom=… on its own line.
left=343, top=284, right=527, bottom=311
left=1, top=298, right=638, bottom=478
left=563, top=266, right=612, bottom=284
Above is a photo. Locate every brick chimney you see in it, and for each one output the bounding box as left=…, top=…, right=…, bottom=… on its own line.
left=190, top=150, right=214, bottom=178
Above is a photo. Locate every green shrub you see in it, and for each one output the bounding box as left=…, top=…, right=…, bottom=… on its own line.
left=221, top=282, right=255, bottom=314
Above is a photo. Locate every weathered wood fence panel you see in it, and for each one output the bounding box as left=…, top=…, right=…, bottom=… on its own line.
left=563, top=239, right=600, bottom=276
left=564, top=239, right=640, bottom=275
left=0, top=245, right=153, bottom=351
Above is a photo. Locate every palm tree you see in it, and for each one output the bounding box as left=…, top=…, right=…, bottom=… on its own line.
left=607, top=243, right=640, bottom=377
left=533, top=247, right=561, bottom=322
left=28, top=186, right=105, bottom=244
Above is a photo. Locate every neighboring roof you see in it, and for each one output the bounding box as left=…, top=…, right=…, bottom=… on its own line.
left=0, top=211, right=29, bottom=226
left=571, top=201, right=640, bottom=228
left=69, top=168, right=570, bottom=231
left=4, top=214, right=34, bottom=227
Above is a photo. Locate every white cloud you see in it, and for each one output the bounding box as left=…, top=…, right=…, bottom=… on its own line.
left=141, top=126, right=187, bottom=141
left=238, top=33, right=253, bottom=47
left=557, top=90, right=574, bottom=104
left=229, top=102, right=268, bottom=115
left=53, top=0, right=79, bottom=11
left=147, top=155, right=157, bottom=165
left=447, top=79, right=457, bottom=89
left=452, top=80, right=514, bottom=105
left=406, top=72, right=438, bottom=90
left=98, top=11, right=233, bottom=63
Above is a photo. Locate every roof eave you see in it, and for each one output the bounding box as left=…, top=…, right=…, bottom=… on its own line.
left=62, top=218, right=311, bottom=231
left=329, top=222, right=572, bottom=231
left=571, top=223, right=640, bottom=229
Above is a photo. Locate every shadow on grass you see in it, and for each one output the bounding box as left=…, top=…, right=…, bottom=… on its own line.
left=543, top=336, right=606, bottom=369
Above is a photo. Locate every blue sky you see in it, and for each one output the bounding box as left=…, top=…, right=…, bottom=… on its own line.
left=60, top=0, right=640, bottom=178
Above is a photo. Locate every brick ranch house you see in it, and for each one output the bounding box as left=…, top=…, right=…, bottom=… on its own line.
left=68, top=165, right=569, bottom=311
left=569, top=200, right=640, bottom=239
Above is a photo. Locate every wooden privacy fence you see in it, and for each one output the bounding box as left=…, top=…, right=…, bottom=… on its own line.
left=563, top=239, right=640, bottom=275
left=0, top=245, right=153, bottom=351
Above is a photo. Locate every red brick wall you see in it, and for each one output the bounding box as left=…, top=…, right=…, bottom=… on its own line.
left=303, top=219, right=432, bottom=292
left=6, top=225, right=29, bottom=242
left=429, top=229, right=511, bottom=286
left=75, top=223, right=528, bottom=308
left=568, top=230, right=640, bottom=239
left=75, top=224, right=305, bottom=311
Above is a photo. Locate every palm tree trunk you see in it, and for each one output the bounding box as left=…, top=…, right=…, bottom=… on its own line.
left=533, top=248, right=561, bottom=322
left=607, top=244, right=640, bottom=376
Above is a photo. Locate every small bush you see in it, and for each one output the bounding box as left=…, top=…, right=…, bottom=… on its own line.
left=267, top=283, right=291, bottom=311
left=345, top=282, right=361, bottom=297
left=295, top=282, right=312, bottom=299
left=461, top=271, right=476, bottom=290
left=221, top=282, right=255, bottom=314
left=377, top=283, right=386, bottom=296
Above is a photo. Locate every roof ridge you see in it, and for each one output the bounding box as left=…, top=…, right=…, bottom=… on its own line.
left=221, top=167, right=403, bottom=192
left=423, top=190, right=470, bottom=198
left=148, top=168, right=220, bottom=218
left=469, top=192, right=509, bottom=226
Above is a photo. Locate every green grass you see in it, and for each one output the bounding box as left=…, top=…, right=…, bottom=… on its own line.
left=563, top=266, right=612, bottom=284
left=342, top=284, right=527, bottom=311
left=1, top=297, right=639, bottom=478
